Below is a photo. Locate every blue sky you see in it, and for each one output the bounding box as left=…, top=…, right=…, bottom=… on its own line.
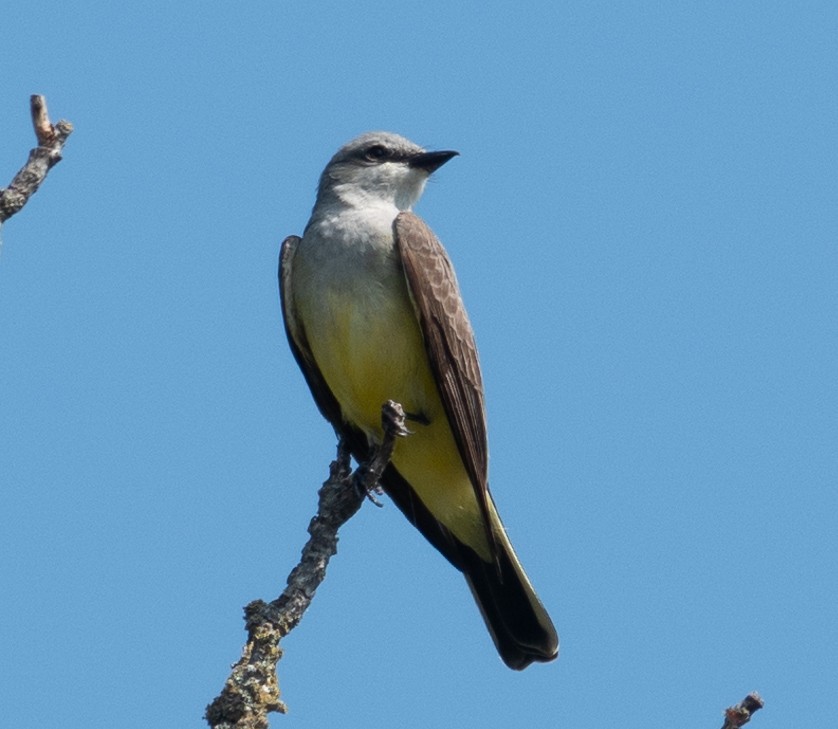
left=2, top=2, right=836, bottom=727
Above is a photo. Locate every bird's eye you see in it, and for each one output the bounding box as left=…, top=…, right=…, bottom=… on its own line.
left=364, top=144, right=389, bottom=162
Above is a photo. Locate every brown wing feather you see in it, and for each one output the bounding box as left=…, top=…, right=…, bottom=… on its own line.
left=393, top=212, right=495, bottom=551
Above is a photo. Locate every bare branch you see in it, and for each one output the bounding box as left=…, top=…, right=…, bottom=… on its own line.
left=0, top=95, right=73, bottom=224
left=721, top=692, right=764, bottom=729
left=205, top=401, right=408, bottom=729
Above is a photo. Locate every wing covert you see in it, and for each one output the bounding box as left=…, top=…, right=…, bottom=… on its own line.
left=393, top=212, right=491, bottom=522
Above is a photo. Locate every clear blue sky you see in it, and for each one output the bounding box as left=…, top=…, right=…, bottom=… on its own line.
left=2, top=2, right=836, bottom=727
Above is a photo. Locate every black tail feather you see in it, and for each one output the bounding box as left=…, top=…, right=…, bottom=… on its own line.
left=381, top=463, right=559, bottom=669
left=460, top=536, right=558, bottom=669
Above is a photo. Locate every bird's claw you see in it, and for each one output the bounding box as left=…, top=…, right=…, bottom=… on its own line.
left=382, top=400, right=411, bottom=437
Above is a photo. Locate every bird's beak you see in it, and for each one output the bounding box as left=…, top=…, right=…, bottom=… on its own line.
left=409, top=149, right=459, bottom=173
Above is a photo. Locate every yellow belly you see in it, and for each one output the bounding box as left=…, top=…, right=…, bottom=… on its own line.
left=305, top=285, right=491, bottom=559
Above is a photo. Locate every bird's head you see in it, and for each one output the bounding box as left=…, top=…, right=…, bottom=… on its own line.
left=315, top=132, right=458, bottom=212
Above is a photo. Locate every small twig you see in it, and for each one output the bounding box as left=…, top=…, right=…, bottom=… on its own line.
left=721, top=692, right=764, bottom=729
left=0, top=95, right=73, bottom=224
left=205, top=402, right=408, bottom=729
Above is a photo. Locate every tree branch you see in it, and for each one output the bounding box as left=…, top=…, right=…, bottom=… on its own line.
left=205, top=401, right=408, bottom=729
left=721, top=692, right=764, bottom=729
left=0, top=95, right=73, bottom=224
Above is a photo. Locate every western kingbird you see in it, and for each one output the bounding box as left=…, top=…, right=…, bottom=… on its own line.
left=279, top=132, right=558, bottom=669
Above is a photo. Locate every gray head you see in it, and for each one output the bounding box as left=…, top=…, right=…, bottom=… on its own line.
left=314, top=132, right=458, bottom=212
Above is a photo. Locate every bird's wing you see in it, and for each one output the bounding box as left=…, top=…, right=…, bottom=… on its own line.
left=279, top=236, right=346, bottom=432
left=393, top=212, right=494, bottom=546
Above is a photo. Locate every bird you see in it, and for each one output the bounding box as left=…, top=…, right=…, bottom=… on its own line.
left=278, top=132, right=558, bottom=669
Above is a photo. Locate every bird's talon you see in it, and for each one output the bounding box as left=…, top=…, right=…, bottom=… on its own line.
left=382, top=400, right=411, bottom=437
left=353, top=468, right=385, bottom=507
left=365, top=488, right=385, bottom=508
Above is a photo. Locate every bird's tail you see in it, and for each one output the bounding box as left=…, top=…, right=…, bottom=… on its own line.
left=460, top=500, right=559, bottom=670
left=380, top=462, right=558, bottom=669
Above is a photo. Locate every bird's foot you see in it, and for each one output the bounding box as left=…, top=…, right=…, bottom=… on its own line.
left=382, top=400, right=412, bottom=436
left=352, top=400, right=411, bottom=507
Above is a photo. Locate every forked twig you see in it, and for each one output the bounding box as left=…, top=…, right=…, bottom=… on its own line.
left=0, top=95, right=73, bottom=224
